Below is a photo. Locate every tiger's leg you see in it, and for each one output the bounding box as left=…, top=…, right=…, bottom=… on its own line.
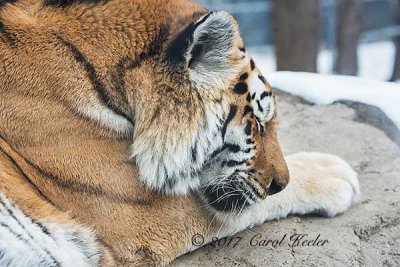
left=0, top=148, right=114, bottom=266
left=183, top=152, right=360, bottom=254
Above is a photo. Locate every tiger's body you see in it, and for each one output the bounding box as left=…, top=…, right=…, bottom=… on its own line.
left=0, top=0, right=360, bottom=266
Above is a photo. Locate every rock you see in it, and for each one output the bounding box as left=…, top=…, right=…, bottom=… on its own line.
left=172, top=90, right=400, bottom=266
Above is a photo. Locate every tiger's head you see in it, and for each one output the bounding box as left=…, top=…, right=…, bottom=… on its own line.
left=128, top=11, right=290, bottom=213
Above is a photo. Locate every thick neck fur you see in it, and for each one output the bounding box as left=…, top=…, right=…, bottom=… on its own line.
left=0, top=2, right=214, bottom=263
left=0, top=0, right=206, bottom=204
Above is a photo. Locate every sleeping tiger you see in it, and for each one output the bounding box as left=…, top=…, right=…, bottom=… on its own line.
left=0, top=0, right=360, bottom=266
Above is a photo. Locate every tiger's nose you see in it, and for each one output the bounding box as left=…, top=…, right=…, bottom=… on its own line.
left=268, top=178, right=285, bottom=195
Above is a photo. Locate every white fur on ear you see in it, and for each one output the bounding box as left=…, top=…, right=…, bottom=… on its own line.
left=186, top=11, right=242, bottom=90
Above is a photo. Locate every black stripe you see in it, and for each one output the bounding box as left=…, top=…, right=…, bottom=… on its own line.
left=22, top=155, right=150, bottom=206
left=224, top=143, right=241, bottom=153
left=43, top=0, right=105, bottom=7
left=164, top=175, right=177, bottom=190
left=0, top=20, right=17, bottom=47
left=250, top=59, right=256, bottom=70
left=56, top=35, right=131, bottom=122
left=259, top=124, right=265, bottom=135
left=0, top=204, right=61, bottom=266
left=244, top=120, right=252, bottom=136
left=33, top=221, right=51, bottom=236
left=246, top=138, right=254, bottom=145
left=242, top=105, right=253, bottom=117
left=0, top=140, right=54, bottom=206
left=191, top=143, right=197, bottom=162
left=258, top=74, right=266, bottom=84
left=256, top=100, right=264, bottom=112
left=246, top=93, right=251, bottom=102
left=243, top=148, right=252, bottom=153
left=242, top=179, right=264, bottom=199
left=0, top=196, right=50, bottom=236
left=239, top=73, right=248, bottom=81
left=254, top=114, right=262, bottom=123
left=0, top=199, right=37, bottom=243
left=210, top=142, right=244, bottom=160
left=112, top=57, right=131, bottom=101
left=260, top=91, right=269, bottom=100
left=0, top=0, right=16, bottom=9
left=194, top=11, right=214, bottom=28
left=221, top=104, right=237, bottom=140
left=23, top=157, right=107, bottom=196
left=109, top=57, right=137, bottom=124
left=221, top=159, right=247, bottom=168
left=210, top=146, right=226, bottom=159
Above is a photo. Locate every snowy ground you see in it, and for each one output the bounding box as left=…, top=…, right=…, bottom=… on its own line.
left=250, top=41, right=396, bottom=81
left=267, top=72, right=400, bottom=130
left=250, top=41, right=400, bottom=131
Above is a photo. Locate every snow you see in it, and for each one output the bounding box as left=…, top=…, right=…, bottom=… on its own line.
left=318, top=41, right=396, bottom=81
left=265, top=71, right=400, bottom=130
left=250, top=41, right=396, bottom=81
left=248, top=41, right=400, bottom=130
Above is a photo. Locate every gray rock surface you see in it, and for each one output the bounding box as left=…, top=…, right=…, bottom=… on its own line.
left=172, top=90, right=400, bottom=267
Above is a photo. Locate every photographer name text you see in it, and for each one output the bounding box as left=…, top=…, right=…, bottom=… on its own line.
left=191, top=233, right=329, bottom=249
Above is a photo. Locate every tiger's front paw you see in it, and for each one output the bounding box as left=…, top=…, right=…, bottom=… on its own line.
left=285, top=152, right=360, bottom=217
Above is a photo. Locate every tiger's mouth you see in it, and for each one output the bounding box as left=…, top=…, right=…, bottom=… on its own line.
left=201, top=172, right=285, bottom=213
left=202, top=178, right=252, bottom=212
left=198, top=155, right=286, bottom=213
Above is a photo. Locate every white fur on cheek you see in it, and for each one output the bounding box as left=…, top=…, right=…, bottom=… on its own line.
left=131, top=102, right=226, bottom=195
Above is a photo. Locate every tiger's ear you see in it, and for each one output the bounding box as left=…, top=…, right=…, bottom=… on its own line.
left=166, top=11, right=243, bottom=89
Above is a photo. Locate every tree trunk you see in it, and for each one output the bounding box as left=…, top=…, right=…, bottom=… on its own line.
left=273, top=0, right=320, bottom=72
left=390, top=0, right=400, bottom=82
left=335, top=0, right=362, bottom=75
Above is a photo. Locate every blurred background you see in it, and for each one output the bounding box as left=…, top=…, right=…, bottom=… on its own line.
left=197, top=0, right=400, bottom=82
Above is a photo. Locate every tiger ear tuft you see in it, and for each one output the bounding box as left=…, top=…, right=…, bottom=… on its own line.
left=166, top=11, right=242, bottom=89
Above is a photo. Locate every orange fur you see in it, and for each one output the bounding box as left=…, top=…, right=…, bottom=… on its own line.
left=0, top=0, right=289, bottom=265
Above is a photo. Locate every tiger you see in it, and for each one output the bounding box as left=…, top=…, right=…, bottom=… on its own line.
left=0, top=0, right=361, bottom=266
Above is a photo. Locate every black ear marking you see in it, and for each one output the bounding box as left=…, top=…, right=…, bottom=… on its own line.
left=166, top=11, right=215, bottom=65
left=166, top=22, right=197, bottom=65
left=166, top=11, right=240, bottom=89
